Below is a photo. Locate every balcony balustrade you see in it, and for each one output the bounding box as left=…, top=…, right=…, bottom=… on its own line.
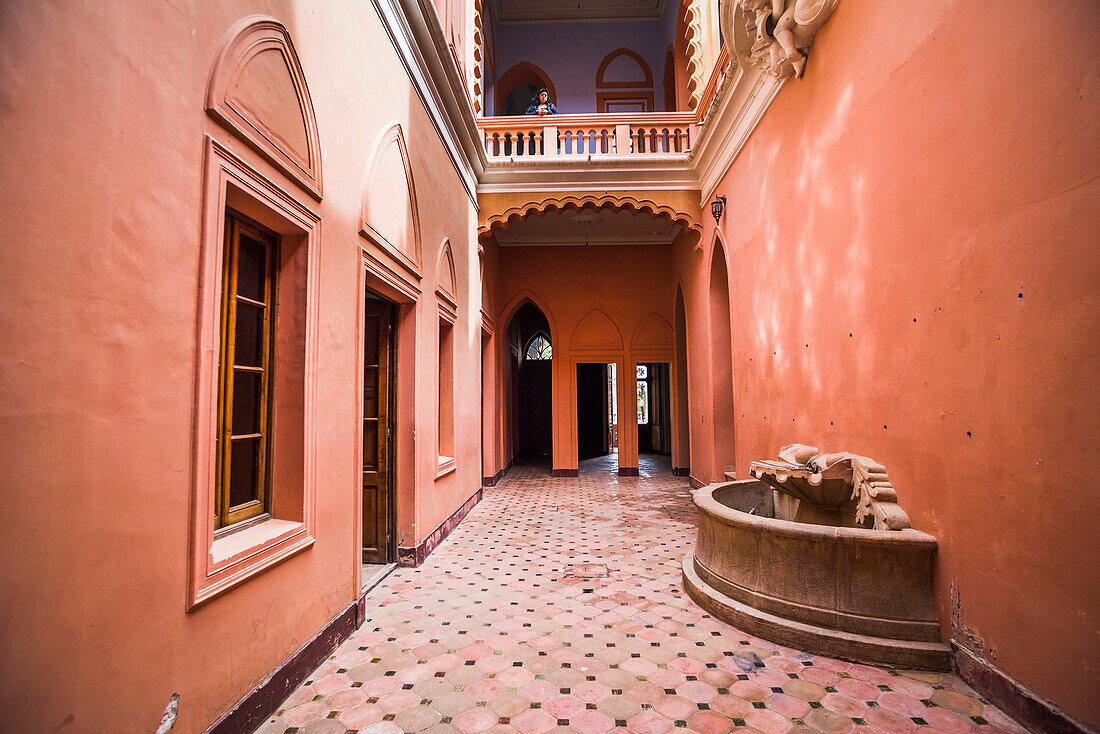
left=478, top=112, right=697, bottom=160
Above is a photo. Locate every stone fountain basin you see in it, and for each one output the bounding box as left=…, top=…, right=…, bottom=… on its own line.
left=683, top=479, right=951, bottom=670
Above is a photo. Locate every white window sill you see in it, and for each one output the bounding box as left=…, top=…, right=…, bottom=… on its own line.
left=435, top=456, right=457, bottom=479
left=210, top=517, right=308, bottom=565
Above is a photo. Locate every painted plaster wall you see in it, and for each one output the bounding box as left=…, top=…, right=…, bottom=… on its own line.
left=681, top=0, right=1100, bottom=725
left=492, top=10, right=675, bottom=114
left=496, top=242, right=680, bottom=473
left=0, top=1, right=480, bottom=732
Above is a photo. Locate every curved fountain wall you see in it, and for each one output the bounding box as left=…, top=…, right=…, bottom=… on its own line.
left=683, top=479, right=951, bottom=670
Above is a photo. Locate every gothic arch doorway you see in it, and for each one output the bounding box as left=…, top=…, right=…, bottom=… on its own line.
left=504, top=300, right=554, bottom=467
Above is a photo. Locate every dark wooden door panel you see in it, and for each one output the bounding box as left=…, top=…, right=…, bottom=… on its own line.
left=362, top=300, right=393, bottom=564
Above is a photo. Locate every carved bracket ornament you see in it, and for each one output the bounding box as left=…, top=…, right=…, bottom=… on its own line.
left=723, top=0, right=841, bottom=80
left=749, top=443, right=912, bottom=530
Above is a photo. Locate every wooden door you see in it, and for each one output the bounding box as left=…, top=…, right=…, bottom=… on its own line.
left=362, top=299, right=394, bottom=563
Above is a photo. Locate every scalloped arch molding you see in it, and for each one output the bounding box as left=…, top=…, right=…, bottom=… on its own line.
left=478, top=195, right=701, bottom=239
left=206, top=16, right=322, bottom=199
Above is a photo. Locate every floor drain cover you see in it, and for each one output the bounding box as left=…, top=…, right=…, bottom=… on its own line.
left=567, top=563, right=609, bottom=578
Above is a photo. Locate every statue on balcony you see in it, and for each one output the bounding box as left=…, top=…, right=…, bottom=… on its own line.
left=734, top=0, right=841, bottom=80
left=525, top=88, right=559, bottom=116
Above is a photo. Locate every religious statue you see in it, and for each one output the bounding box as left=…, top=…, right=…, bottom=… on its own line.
left=735, top=0, right=840, bottom=80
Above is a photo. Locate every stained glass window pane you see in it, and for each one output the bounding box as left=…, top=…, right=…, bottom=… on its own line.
left=526, top=335, right=552, bottom=360
left=637, top=380, right=649, bottom=424
left=636, top=365, right=647, bottom=379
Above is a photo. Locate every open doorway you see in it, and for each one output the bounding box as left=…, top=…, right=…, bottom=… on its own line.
left=362, top=293, right=396, bottom=588
left=577, top=362, right=619, bottom=474
left=636, top=362, right=672, bottom=474
left=505, top=302, right=553, bottom=468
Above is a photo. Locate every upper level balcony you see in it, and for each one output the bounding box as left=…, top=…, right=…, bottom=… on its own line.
left=478, top=111, right=698, bottom=160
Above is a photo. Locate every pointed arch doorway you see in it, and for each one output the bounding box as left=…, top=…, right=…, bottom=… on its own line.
left=505, top=301, right=554, bottom=467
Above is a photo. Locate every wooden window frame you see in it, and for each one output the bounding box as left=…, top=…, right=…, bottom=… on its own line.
left=215, top=213, right=277, bottom=530
left=188, top=136, right=319, bottom=610
left=436, top=313, right=457, bottom=478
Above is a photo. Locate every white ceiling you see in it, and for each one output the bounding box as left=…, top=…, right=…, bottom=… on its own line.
left=492, top=206, right=682, bottom=246
left=491, top=0, right=668, bottom=24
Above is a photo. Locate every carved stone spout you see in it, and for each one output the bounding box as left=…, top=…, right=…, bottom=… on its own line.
left=749, top=443, right=912, bottom=530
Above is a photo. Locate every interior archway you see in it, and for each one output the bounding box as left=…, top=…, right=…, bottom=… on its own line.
left=709, top=239, right=736, bottom=478
left=494, top=62, right=556, bottom=116
left=504, top=301, right=553, bottom=468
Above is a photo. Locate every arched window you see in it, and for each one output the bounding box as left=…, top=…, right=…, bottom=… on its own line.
left=525, top=334, right=552, bottom=360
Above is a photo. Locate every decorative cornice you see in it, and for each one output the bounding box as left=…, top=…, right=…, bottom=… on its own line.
left=479, top=154, right=697, bottom=194
left=471, top=0, right=485, bottom=115
left=371, top=0, right=486, bottom=206
left=479, top=194, right=702, bottom=237
left=683, top=0, right=707, bottom=110
left=372, top=0, right=841, bottom=211
left=691, top=63, right=784, bottom=203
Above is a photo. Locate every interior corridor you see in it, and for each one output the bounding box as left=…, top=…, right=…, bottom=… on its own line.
left=256, top=468, right=1023, bottom=734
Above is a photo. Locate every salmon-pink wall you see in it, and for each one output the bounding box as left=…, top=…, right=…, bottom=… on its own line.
left=495, top=243, right=680, bottom=474
left=0, top=1, right=480, bottom=731
left=677, top=0, right=1100, bottom=725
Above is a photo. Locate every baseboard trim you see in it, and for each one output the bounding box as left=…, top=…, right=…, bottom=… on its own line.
left=397, top=487, right=482, bottom=567
left=482, top=464, right=511, bottom=487
left=952, top=642, right=1095, bottom=734
left=688, top=475, right=706, bottom=489
left=204, top=601, right=359, bottom=734
left=672, top=466, right=690, bottom=476
left=618, top=467, right=639, bottom=476
left=552, top=468, right=579, bottom=477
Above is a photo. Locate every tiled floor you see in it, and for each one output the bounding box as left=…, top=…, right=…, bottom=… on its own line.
left=256, top=458, right=1026, bottom=734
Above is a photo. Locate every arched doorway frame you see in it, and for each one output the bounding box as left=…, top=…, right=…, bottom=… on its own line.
left=494, top=62, right=556, bottom=116
left=497, top=290, right=558, bottom=473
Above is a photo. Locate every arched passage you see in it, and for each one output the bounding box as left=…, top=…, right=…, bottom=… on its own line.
left=503, top=300, right=554, bottom=468
left=495, top=62, right=556, bottom=116
left=709, top=238, right=736, bottom=478
left=674, top=285, right=691, bottom=473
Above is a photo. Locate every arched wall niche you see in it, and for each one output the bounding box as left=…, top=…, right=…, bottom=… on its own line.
left=596, top=48, right=653, bottom=88
left=596, top=47, right=654, bottom=113
left=571, top=308, right=624, bottom=352
left=630, top=313, right=675, bottom=351
left=360, top=124, right=423, bottom=278
left=206, top=16, right=322, bottom=199
left=708, top=230, right=737, bottom=478
left=436, top=239, right=458, bottom=318
left=494, top=62, right=556, bottom=116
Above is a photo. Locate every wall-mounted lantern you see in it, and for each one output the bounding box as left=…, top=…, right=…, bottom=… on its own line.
left=711, top=195, right=726, bottom=225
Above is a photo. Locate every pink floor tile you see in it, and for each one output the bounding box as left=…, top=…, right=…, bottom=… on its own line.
left=255, top=459, right=1023, bottom=734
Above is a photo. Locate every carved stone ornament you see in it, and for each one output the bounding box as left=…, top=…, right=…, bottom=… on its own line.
left=723, top=0, right=841, bottom=80
left=749, top=443, right=912, bottom=530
